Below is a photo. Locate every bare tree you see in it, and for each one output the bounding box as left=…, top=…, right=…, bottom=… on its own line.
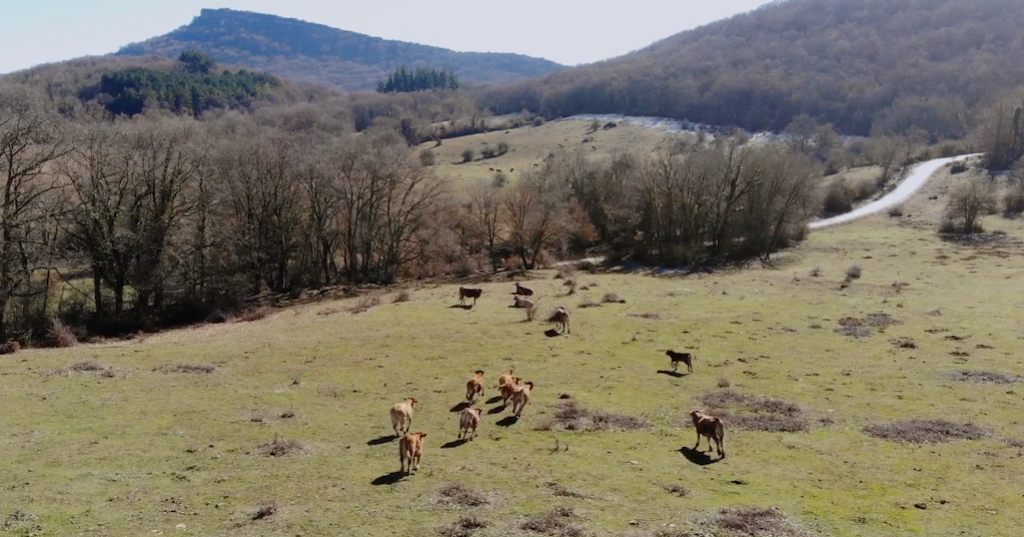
left=0, top=85, right=69, bottom=339
left=943, top=178, right=995, bottom=234
left=466, top=178, right=504, bottom=271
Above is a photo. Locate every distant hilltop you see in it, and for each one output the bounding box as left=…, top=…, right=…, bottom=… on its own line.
left=115, top=8, right=566, bottom=90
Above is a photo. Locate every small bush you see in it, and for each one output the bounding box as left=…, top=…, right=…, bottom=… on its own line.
left=251, top=501, right=278, bottom=520
left=947, top=370, right=1021, bottom=384
left=49, top=318, right=78, bottom=348
left=497, top=141, right=510, bottom=155
left=258, top=435, right=306, bottom=456
left=577, top=299, right=601, bottom=309
left=601, top=293, right=625, bottom=304
left=822, top=181, right=853, bottom=214
left=419, top=149, right=437, bottom=167
left=480, top=145, right=498, bottom=159
left=349, top=296, right=381, bottom=314
left=890, top=337, right=917, bottom=349
left=237, top=306, right=270, bottom=322
left=0, top=340, right=20, bottom=355
left=845, top=265, right=862, bottom=280
left=717, top=378, right=731, bottom=388
left=533, top=117, right=545, bottom=127
left=808, top=267, right=821, bottom=277
left=887, top=205, right=904, bottom=217
left=950, top=161, right=969, bottom=174
left=393, top=290, right=412, bottom=303
left=461, top=147, right=476, bottom=163
left=437, top=483, right=489, bottom=507
left=863, top=419, right=986, bottom=443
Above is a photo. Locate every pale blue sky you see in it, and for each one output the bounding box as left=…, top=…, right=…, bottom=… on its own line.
left=1, top=0, right=773, bottom=74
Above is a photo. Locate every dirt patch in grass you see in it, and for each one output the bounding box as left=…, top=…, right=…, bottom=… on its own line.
left=49, top=361, right=119, bottom=378
left=160, top=363, right=216, bottom=374
left=706, top=507, right=819, bottom=537
left=946, top=370, right=1021, bottom=385
left=251, top=501, right=278, bottom=520
left=662, top=483, right=690, bottom=497
left=441, top=516, right=489, bottom=537
left=835, top=313, right=900, bottom=338
left=521, top=506, right=583, bottom=537
left=863, top=419, right=987, bottom=444
left=437, top=483, right=489, bottom=507
left=890, top=337, right=917, bottom=349
left=535, top=400, right=650, bottom=432
left=547, top=481, right=585, bottom=498
left=257, top=435, right=306, bottom=456
left=699, top=390, right=809, bottom=433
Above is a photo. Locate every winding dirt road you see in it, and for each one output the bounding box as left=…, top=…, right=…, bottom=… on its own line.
left=808, top=154, right=980, bottom=229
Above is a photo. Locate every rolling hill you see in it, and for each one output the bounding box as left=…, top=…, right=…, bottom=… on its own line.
left=114, top=8, right=566, bottom=90
left=479, top=0, right=1024, bottom=138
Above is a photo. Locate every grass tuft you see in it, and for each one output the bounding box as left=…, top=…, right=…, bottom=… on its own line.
left=846, top=265, right=862, bottom=280
left=520, top=507, right=583, bottom=536
left=863, top=419, right=986, bottom=444
left=946, top=370, right=1021, bottom=385
left=161, top=363, right=216, bottom=374
left=441, top=516, right=489, bottom=537
left=601, top=292, right=626, bottom=304
left=49, top=319, right=78, bottom=348
left=709, top=507, right=819, bottom=537
left=700, top=390, right=808, bottom=432
left=662, top=483, right=691, bottom=497
left=251, top=501, right=278, bottom=520
left=393, top=290, right=412, bottom=303
left=547, top=481, right=586, bottom=498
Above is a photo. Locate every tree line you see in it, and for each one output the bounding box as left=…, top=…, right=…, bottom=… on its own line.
left=0, top=82, right=822, bottom=346
left=377, top=65, right=459, bottom=93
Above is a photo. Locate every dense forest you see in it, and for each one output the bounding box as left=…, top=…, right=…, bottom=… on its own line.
left=377, top=66, right=459, bottom=93
left=115, top=8, right=565, bottom=90
left=480, top=0, right=1024, bottom=138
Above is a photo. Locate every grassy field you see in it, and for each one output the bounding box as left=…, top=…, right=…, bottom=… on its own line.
left=3, top=165, right=1024, bottom=537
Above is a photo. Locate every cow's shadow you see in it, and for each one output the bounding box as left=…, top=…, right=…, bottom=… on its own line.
left=371, top=471, right=405, bottom=485
left=544, top=329, right=563, bottom=338
left=441, top=439, right=469, bottom=449
left=366, top=435, right=397, bottom=446
left=658, top=370, right=687, bottom=378
left=450, top=304, right=474, bottom=310
left=485, top=396, right=503, bottom=405
left=678, top=446, right=722, bottom=466
left=450, top=402, right=471, bottom=413
left=487, top=405, right=507, bottom=415
left=496, top=416, right=519, bottom=427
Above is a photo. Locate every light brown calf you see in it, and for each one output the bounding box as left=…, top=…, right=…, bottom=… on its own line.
left=399, top=432, right=427, bottom=474
left=459, top=407, right=482, bottom=440
left=390, top=398, right=417, bottom=437
left=500, top=376, right=522, bottom=406
left=512, top=381, right=535, bottom=418
left=690, top=410, right=725, bottom=459
left=497, top=369, right=515, bottom=389
left=466, top=370, right=485, bottom=402
left=512, top=295, right=534, bottom=309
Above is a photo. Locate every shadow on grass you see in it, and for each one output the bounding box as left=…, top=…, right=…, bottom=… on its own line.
left=544, top=329, right=563, bottom=338
left=678, top=446, right=722, bottom=466
left=450, top=402, right=471, bottom=413
left=371, top=471, right=405, bottom=485
left=496, top=416, right=519, bottom=427
left=441, top=439, right=469, bottom=449
left=485, top=396, right=503, bottom=405
left=367, top=435, right=397, bottom=446
left=658, top=370, right=687, bottom=378
left=450, top=304, right=474, bottom=310
left=487, top=405, right=507, bottom=415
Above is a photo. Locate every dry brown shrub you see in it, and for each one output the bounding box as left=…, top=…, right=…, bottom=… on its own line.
left=536, top=400, right=650, bottom=432
left=708, top=507, right=819, bottom=537
left=349, top=296, right=381, bottom=314
left=441, top=516, right=489, bottom=537
left=251, top=501, right=278, bottom=520
left=0, top=341, right=20, bottom=355
left=601, top=292, right=625, bottom=304
left=946, top=370, right=1021, bottom=385
left=520, top=507, right=582, bottom=536
left=699, top=390, right=808, bottom=433
left=49, top=319, right=78, bottom=348
left=238, top=306, right=271, bottom=322
left=393, top=290, right=412, bottom=303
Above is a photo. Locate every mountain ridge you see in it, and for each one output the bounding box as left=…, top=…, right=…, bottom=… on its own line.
left=115, top=8, right=566, bottom=90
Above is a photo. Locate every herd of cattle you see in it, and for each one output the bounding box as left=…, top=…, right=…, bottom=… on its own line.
left=386, top=282, right=725, bottom=476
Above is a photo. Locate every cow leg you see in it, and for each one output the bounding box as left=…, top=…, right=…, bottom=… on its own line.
left=688, top=361, right=693, bottom=373
left=694, top=431, right=702, bottom=450
left=672, top=360, right=678, bottom=372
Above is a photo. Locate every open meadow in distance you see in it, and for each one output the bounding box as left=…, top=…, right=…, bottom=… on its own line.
left=2, top=164, right=1024, bottom=537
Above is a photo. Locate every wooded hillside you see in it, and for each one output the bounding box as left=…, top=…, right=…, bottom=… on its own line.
left=480, top=0, right=1024, bottom=137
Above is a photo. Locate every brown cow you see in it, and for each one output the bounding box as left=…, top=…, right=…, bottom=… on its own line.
left=690, top=410, right=725, bottom=459
left=459, top=287, right=483, bottom=305
left=512, top=295, right=534, bottom=309
left=548, top=307, right=570, bottom=334
left=512, top=381, right=534, bottom=418
left=466, top=370, right=485, bottom=402
left=497, top=369, right=515, bottom=389
left=390, top=398, right=417, bottom=437
left=514, top=283, right=534, bottom=296
left=500, top=376, right=522, bottom=406
left=666, top=350, right=694, bottom=373
left=459, top=407, right=482, bottom=440
left=399, top=432, right=427, bottom=474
